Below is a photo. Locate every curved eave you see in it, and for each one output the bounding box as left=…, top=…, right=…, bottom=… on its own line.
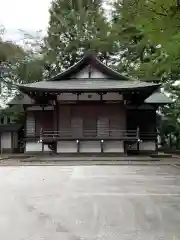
left=17, top=84, right=160, bottom=94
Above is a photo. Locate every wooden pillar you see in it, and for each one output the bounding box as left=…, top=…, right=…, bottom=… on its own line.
left=42, top=142, right=44, bottom=153
left=56, top=100, right=59, bottom=133
left=137, top=126, right=140, bottom=153
left=11, top=132, right=14, bottom=153
left=23, top=105, right=28, bottom=154
left=101, top=140, right=104, bottom=153
left=88, top=65, right=92, bottom=78
left=77, top=92, right=80, bottom=101
left=77, top=140, right=80, bottom=153
left=156, top=128, right=159, bottom=151
left=40, top=128, right=44, bottom=153
left=155, top=107, right=158, bottom=152
left=0, top=133, right=1, bottom=155
left=23, top=105, right=27, bottom=138
left=55, top=99, right=59, bottom=154
left=41, top=105, right=45, bottom=152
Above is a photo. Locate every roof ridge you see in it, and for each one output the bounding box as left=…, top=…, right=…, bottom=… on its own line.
left=47, top=53, right=132, bottom=81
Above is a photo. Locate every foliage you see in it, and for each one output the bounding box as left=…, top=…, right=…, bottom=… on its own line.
left=0, top=41, right=24, bottom=63
left=15, top=56, right=44, bottom=84
left=116, top=0, right=180, bottom=70
left=110, top=1, right=159, bottom=80
left=111, top=0, right=180, bottom=147
left=0, top=105, right=25, bottom=124
left=158, top=100, right=180, bottom=148
left=43, top=0, right=117, bottom=73
left=0, top=28, right=45, bottom=106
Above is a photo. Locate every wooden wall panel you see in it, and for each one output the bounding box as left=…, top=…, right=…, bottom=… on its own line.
left=59, top=106, right=71, bottom=136
left=97, top=105, right=109, bottom=137
left=58, top=103, right=126, bottom=138
left=109, top=104, right=126, bottom=137
left=71, top=106, right=83, bottom=137
left=26, top=112, right=35, bottom=136
left=83, top=105, right=97, bottom=137
left=35, top=111, right=55, bottom=135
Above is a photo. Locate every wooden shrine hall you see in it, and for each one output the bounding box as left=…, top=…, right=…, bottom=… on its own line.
left=15, top=53, right=171, bottom=154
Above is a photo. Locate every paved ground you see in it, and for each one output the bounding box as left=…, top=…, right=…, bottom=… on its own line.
left=0, top=155, right=180, bottom=166
left=0, top=165, right=180, bottom=239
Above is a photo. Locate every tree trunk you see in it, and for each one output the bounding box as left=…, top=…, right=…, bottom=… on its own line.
left=169, top=133, right=172, bottom=148
left=176, top=135, right=180, bottom=149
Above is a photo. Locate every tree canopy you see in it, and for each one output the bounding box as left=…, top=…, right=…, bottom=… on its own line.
left=0, top=29, right=44, bottom=106
left=43, top=0, right=117, bottom=73
left=113, top=0, right=180, bottom=148
left=116, top=0, right=180, bottom=76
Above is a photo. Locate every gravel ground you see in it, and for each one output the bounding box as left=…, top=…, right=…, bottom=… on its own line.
left=0, top=165, right=180, bottom=239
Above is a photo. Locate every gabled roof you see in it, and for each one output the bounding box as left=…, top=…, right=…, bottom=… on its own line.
left=16, top=53, right=160, bottom=95
left=49, top=53, right=130, bottom=81
left=145, top=92, right=172, bottom=104
left=8, top=93, right=35, bottom=106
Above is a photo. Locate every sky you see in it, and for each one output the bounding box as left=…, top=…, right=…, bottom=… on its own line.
left=0, top=0, right=111, bottom=43
left=0, top=0, right=51, bottom=41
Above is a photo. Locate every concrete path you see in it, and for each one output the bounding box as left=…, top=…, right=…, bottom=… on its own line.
left=0, top=165, right=180, bottom=239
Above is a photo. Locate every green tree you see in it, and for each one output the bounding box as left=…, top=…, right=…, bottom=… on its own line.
left=0, top=28, right=44, bottom=106
left=43, top=0, right=116, bottom=73
left=111, top=0, right=180, bottom=86
left=0, top=41, right=24, bottom=63
left=111, top=1, right=180, bottom=149
left=159, top=100, right=180, bottom=149
left=117, top=0, right=180, bottom=66
left=14, top=56, right=44, bottom=84
left=111, top=1, right=160, bottom=80
left=11, top=30, right=45, bottom=85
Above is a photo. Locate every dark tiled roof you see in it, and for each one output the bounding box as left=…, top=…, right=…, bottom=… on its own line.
left=145, top=92, right=172, bottom=104
left=0, top=124, right=22, bottom=132
left=8, top=93, right=34, bottom=105
left=18, top=79, right=160, bottom=92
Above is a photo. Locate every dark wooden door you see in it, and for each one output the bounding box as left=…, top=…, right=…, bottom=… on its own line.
left=35, top=111, right=54, bottom=135
left=82, top=106, right=97, bottom=137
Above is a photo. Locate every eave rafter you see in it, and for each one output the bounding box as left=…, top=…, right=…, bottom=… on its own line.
left=28, top=91, right=57, bottom=106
